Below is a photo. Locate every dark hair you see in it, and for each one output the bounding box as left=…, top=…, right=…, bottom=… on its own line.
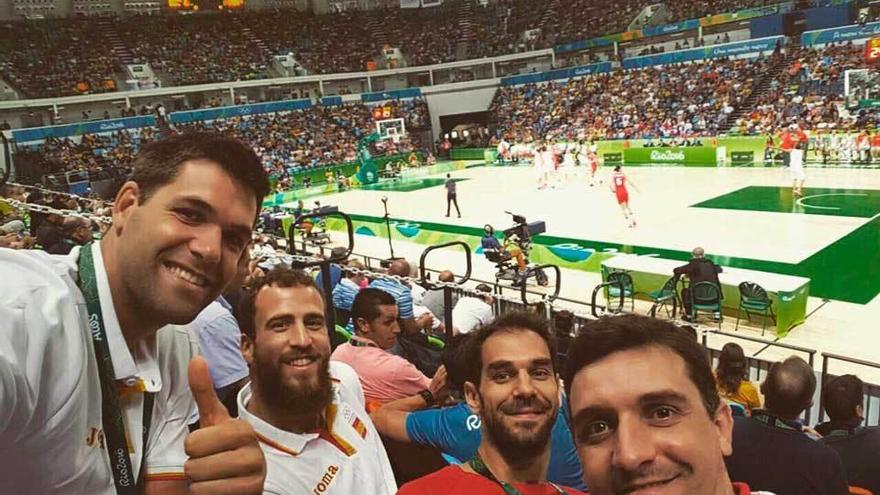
left=235, top=267, right=322, bottom=340
left=761, top=356, right=816, bottom=419
left=822, top=374, right=864, bottom=422
left=563, top=314, right=720, bottom=417
left=614, top=165, right=621, bottom=172
left=716, top=343, right=748, bottom=395
left=441, top=333, right=473, bottom=393
left=130, top=132, right=269, bottom=212
left=475, top=283, right=492, bottom=294
left=553, top=310, right=576, bottom=337
left=351, top=288, right=397, bottom=327
left=464, top=311, right=557, bottom=386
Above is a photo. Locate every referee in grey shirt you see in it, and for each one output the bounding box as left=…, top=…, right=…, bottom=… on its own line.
left=445, top=173, right=461, bottom=218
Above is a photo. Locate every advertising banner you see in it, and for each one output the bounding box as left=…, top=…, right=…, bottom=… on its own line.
left=500, top=62, right=612, bottom=86
left=623, top=146, right=718, bottom=166
left=12, top=115, right=156, bottom=143
left=360, top=88, right=422, bottom=102
left=622, top=36, right=782, bottom=70
left=169, top=98, right=311, bottom=125
left=801, top=21, right=880, bottom=46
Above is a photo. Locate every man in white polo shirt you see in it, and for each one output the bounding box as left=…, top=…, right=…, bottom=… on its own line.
left=0, top=132, right=268, bottom=494
left=451, top=283, right=495, bottom=335
left=235, top=267, right=397, bottom=495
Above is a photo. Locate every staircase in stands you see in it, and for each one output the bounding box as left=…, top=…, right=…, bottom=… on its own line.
left=95, top=17, right=134, bottom=66
left=720, top=49, right=793, bottom=133
left=456, top=0, right=477, bottom=60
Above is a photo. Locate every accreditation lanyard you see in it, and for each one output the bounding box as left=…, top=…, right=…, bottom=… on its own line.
left=77, top=243, right=153, bottom=494
left=467, top=453, right=566, bottom=495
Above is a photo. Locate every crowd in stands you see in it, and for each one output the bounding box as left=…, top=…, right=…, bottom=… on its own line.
left=736, top=42, right=868, bottom=134
left=20, top=98, right=430, bottom=191
left=0, top=0, right=817, bottom=99
left=0, top=18, right=118, bottom=98
left=120, top=15, right=269, bottom=87
left=244, top=10, right=376, bottom=75
left=490, top=54, right=779, bottom=141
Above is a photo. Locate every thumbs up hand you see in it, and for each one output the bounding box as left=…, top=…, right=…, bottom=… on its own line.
left=183, top=357, right=265, bottom=495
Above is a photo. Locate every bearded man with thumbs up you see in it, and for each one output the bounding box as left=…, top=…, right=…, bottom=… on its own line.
left=0, top=132, right=269, bottom=495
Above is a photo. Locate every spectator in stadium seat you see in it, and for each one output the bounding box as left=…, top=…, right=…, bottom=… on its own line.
left=397, top=312, right=586, bottom=494
left=673, top=246, right=723, bottom=320
left=332, top=259, right=367, bottom=322
left=314, top=246, right=348, bottom=295
left=372, top=330, right=587, bottom=491
left=715, top=343, right=762, bottom=415
left=370, top=258, right=433, bottom=334
left=35, top=212, right=66, bottom=254
left=330, top=288, right=432, bottom=407
left=235, top=268, right=397, bottom=494
left=191, top=255, right=251, bottom=416
left=725, top=356, right=849, bottom=495
left=816, top=374, right=880, bottom=494
left=451, top=283, right=495, bottom=335
left=564, top=314, right=775, bottom=494
left=421, top=270, right=458, bottom=322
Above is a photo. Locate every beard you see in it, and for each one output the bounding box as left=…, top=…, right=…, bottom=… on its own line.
left=480, top=393, right=557, bottom=468
left=254, top=353, right=334, bottom=417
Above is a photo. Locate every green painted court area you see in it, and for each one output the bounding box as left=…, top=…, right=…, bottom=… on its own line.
left=694, top=186, right=880, bottom=218
left=361, top=177, right=466, bottom=193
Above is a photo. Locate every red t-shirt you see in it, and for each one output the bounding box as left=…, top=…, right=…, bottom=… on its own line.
left=779, top=131, right=796, bottom=151
left=397, top=465, right=586, bottom=495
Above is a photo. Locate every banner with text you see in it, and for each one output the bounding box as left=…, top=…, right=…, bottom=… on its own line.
left=361, top=88, right=422, bottom=102
left=500, top=62, right=613, bottom=86
left=169, top=98, right=312, bottom=125
left=801, top=22, right=880, bottom=46
left=623, top=146, right=718, bottom=166
left=555, top=2, right=792, bottom=54
left=622, top=36, right=782, bottom=70
left=12, top=115, right=157, bottom=143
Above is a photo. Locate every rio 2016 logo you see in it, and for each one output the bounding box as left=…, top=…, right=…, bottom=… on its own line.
left=649, top=150, right=686, bottom=161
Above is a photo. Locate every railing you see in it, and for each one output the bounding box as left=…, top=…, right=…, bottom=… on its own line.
left=328, top=248, right=880, bottom=427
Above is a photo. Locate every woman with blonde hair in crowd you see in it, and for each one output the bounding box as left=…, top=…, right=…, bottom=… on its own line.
left=715, top=342, right=762, bottom=415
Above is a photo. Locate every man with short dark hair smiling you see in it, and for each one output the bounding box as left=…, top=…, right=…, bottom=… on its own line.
left=398, top=312, right=585, bottom=494
left=564, top=314, right=773, bottom=495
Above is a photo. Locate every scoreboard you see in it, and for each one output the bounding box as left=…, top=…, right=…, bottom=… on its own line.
left=865, top=37, right=880, bottom=65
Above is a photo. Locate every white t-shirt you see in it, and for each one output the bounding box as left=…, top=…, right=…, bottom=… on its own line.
left=238, top=361, right=397, bottom=495
left=452, top=296, right=495, bottom=335
left=0, top=244, right=198, bottom=494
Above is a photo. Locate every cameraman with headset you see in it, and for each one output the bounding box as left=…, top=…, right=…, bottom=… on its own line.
left=481, top=224, right=526, bottom=275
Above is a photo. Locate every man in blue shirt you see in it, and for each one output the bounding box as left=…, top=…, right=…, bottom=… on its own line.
left=370, top=332, right=586, bottom=491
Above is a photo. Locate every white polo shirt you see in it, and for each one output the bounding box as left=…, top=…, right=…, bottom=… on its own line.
left=452, top=296, right=494, bottom=335
left=0, top=244, right=198, bottom=494
left=238, top=361, right=397, bottom=495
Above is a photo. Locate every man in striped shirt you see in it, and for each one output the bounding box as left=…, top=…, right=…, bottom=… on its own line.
left=369, top=259, right=433, bottom=334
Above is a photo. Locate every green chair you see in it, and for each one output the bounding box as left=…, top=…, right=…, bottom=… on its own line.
left=648, top=277, right=678, bottom=318
left=736, top=282, right=776, bottom=336
left=607, top=271, right=635, bottom=311
left=690, top=281, right=722, bottom=329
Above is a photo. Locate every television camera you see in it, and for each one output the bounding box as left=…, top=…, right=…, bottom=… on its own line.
left=483, top=211, right=548, bottom=286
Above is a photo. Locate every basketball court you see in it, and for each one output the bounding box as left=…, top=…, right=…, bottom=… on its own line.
left=281, top=161, right=880, bottom=384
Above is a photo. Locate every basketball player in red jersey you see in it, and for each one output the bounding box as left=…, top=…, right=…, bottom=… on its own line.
left=587, top=151, right=601, bottom=187
left=610, top=165, right=639, bottom=228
